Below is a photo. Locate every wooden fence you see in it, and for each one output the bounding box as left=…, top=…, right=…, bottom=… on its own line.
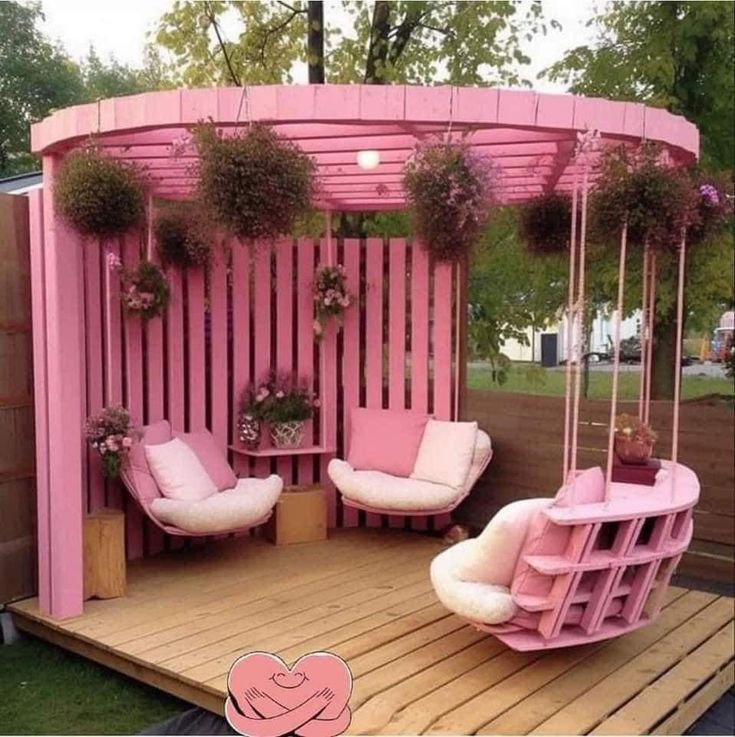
left=0, top=193, right=36, bottom=605
left=459, top=390, right=735, bottom=583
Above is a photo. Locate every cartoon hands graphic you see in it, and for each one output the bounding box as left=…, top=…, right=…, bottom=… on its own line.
left=225, top=652, right=352, bottom=737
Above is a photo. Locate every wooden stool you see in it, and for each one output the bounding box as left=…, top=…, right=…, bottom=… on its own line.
left=83, top=508, right=126, bottom=600
left=264, top=485, right=327, bottom=545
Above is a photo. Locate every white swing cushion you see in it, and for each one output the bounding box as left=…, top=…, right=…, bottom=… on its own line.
left=149, top=475, right=283, bottom=534
left=430, top=497, right=553, bottom=624
left=328, top=460, right=461, bottom=512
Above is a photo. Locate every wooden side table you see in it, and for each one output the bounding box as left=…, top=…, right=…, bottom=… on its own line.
left=83, top=508, right=126, bottom=600
left=264, top=485, right=327, bottom=545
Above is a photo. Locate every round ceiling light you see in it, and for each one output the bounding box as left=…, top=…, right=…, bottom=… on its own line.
left=357, top=149, right=380, bottom=170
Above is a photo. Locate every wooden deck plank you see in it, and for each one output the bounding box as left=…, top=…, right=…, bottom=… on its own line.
left=591, top=622, right=735, bottom=735
left=8, top=530, right=733, bottom=737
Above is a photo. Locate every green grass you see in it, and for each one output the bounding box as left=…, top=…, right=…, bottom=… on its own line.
left=0, top=635, right=185, bottom=735
left=468, top=363, right=735, bottom=401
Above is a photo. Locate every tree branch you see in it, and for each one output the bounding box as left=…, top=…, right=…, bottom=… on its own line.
left=256, top=7, right=303, bottom=65
left=203, top=1, right=241, bottom=85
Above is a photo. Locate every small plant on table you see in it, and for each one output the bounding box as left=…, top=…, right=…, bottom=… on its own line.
left=613, top=413, right=658, bottom=465
left=257, top=372, right=319, bottom=449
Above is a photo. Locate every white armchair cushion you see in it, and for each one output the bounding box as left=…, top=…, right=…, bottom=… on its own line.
left=150, top=475, right=283, bottom=534
left=144, top=438, right=217, bottom=502
left=411, top=420, right=478, bottom=490
left=328, top=459, right=462, bottom=512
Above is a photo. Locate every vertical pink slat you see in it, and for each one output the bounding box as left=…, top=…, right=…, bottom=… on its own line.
left=387, top=239, right=407, bottom=529
left=319, top=239, right=338, bottom=528
left=83, top=243, right=105, bottom=513
left=340, top=239, right=360, bottom=527
left=296, top=240, right=315, bottom=486
left=39, top=156, right=85, bottom=618
left=122, top=235, right=144, bottom=560
left=275, top=241, right=294, bottom=486
left=432, top=262, right=454, bottom=531
left=187, top=269, right=206, bottom=431
left=253, top=245, right=272, bottom=478
left=28, top=190, right=52, bottom=612
left=210, top=254, right=228, bottom=448
left=410, top=244, right=430, bottom=531
left=166, top=269, right=185, bottom=431
left=104, top=237, right=124, bottom=512
left=231, top=243, right=250, bottom=478
left=364, top=238, right=384, bottom=528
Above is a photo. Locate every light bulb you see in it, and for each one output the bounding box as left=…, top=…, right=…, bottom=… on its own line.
left=357, top=149, right=380, bottom=170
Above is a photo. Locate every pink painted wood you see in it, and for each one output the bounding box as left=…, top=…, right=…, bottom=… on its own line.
left=340, top=239, right=360, bottom=528
left=187, top=269, right=206, bottom=431
left=165, top=268, right=185, bottom=431
left=275, top=240, right=294, bottom=487
left=231, top=241, right=251, bottom=479
left=296, top=239, right=316, bottom=488
left=209, top=254, right=229, bottom=449
left=122, top=235, right=145, bottom=559
left=253, top=245, right=272, bottom=479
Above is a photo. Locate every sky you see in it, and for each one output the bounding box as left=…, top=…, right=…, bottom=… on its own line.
left=38, top=0, right=599, bottom=91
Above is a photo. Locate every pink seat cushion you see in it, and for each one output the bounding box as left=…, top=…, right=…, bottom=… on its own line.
left=347, top=408, right=430, bottom=477
left=175, top=430, right=237, bottom=491
left=125, top=420, right=172, bottom=506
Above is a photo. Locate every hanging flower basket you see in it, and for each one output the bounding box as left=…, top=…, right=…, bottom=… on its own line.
left=85, top=405, right=137, bottom=479
left=55, top=146, right=146, bottom=238
left=520, top=192, right=574, bottom=255
left=590, top=144, right=697, bottom=251
left=403, top=140, right=495, bottom=262
left=108, top=255, right=170, bottom=320
left=313, top=264, right=352, bottom=339
left=153, top=203, right=213, bottom=268
left=193, top=122, right=315, bottom=243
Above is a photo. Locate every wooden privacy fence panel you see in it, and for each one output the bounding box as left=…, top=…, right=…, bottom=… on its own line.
left=459, top=390, right=735, bottom=583
left=36, top=227, right=459, bottom=561
left=0, top=193, right=36, bottom=605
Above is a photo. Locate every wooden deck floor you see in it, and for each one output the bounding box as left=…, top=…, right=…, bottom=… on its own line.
left=9, top=529, right=734, bottom=735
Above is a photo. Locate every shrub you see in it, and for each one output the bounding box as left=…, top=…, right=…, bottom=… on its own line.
left=403, top=140, right=495, bottom=262
left=520, top=192, right=573, bottom=254
left=154, top=204, right=212, bottom=268
left=193, top=122, right=315, bottom=243
left=55, top=147, right=146, bottom=238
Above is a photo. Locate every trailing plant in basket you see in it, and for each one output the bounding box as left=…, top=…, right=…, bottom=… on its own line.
left=193, top=122, right=315, bottom=243
left=85, top=405, right=137, bottom=479
left=108, top=253, right=170, bottom=320
left=55, top=146, right=146, bottom=238
left=403, top=140, right=495, bottom=262
left=590, top=144, right=698, bottom=251
left=153, top=203, right=213, bottom=268
left=520, top=192, right=574, bottom=255
left=313, top=264, right=352, bottom=339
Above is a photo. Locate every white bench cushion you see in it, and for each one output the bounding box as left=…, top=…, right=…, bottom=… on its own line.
left=150, top=475, right=282, bottom=534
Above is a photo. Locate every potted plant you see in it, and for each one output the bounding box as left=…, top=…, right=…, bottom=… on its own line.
left=313, top=264, right=352, bottom=339
left=590, top=144, right=697, bottom=251
left=236, top=384, right=264, bottom=450
left=613, top=413, right=658, bottom=465
left=256, top=372, right=319, bottom=449
left=403, top=140, right=495, bottom=262
left=520, top=192, right=573, bottom=254
left=85, top=405, right=137, bottom=479
left=108, top=253, right=170, bottom=320
left=193, top=122, right=315, bottom=244
left=153, top=203, right=213, bottom=268
left=55, top=146, right=147, bottom=238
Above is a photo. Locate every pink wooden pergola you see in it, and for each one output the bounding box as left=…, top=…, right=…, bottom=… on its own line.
left=29, top=85, right=698, bottom=620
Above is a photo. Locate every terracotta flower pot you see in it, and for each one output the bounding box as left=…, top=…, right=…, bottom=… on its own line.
left=237, top=415, right=261, bottom=450
left=614, top=437, right=653, bottom=465
left=269, top=420, right=305, bottom=449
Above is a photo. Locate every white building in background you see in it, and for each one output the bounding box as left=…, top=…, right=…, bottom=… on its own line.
left=501, top=309, right=641, bottom=364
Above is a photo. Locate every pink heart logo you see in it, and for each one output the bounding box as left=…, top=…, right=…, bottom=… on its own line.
left=225, top=651, right=352, bottom=737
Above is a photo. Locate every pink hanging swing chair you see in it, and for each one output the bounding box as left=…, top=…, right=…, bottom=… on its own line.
left=430, top=131, right=700, bottom=651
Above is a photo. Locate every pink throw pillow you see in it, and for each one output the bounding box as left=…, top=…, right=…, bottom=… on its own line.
left=347, top=408, right=430, bottom=477
left=555, top=466, right=605, bottom=507
left=176, top=430, right=238, bottom=491
left=125, top=420, right=172, bottom=506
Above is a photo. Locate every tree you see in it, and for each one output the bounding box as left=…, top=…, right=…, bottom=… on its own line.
left=545, top=1, right=735, bottom=398
left=0, top=2, right=85, bottom=175
left=153, top=1, right=553, bottom=87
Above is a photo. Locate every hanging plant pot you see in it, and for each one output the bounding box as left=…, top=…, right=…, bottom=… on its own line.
left=55, top=146, right=146, bottom=238
left=590, top=144, right=697, bottom=251
left=193, top=122, right=315, bottom=243
left=153, top=203, right=213, bottom=268
left=112, top=259, right=170, bottom=321
left=520, top=192, right=573, bottom=255
left=269, top=420, right=306, bottom=449
left=403, top=140, right=495, bottom=262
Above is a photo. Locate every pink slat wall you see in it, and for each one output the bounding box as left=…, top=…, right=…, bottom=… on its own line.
left=60, top=235, right=458, bottom=558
